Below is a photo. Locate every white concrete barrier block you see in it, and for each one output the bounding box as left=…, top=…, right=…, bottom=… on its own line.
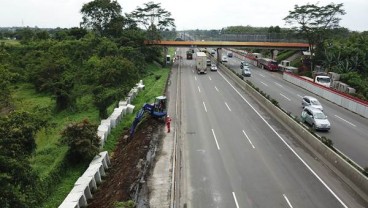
left=90, top=151, right=110, bottom=169
left=58, top=201, right=80, bottom=208
left=137, top=84, right=145, bottom=91
left=99, top=151, right=111, bottom=167
left=127, top=104, right=135, bottom=114
left=119, top=100, right=128, bottom=107
left=112, top=108, right=123, bottom=118
left=97, top=131, right=106, bottom=147
left=71, top=183, right=93, bottom=200
left=63, top=192, right=87, bottom=208
left=121, top=106, right=127, bottom=116
left=100, top=119, right=111, bottom=134
left=108, top=114, right=118, bottom=128
left=83, top=166, right=102, bottom=184
left=97, top=124, right=109, bottom=139
left=88, top=162, right=106, bottom=178
left=75, top=175, right=97, bottom=191
left=132, top=87, right=139, bottom=96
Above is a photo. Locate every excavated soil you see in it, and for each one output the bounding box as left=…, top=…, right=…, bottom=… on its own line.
left=87, top=117, right=164, bottom=208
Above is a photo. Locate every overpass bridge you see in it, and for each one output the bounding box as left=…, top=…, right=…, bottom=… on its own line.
left=145, top=40, right=310, bottom=50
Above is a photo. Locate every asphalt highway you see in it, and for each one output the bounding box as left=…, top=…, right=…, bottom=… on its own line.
left=221, top=49, right=368, bottom=168
left=177, top=48, right=367, bottom=207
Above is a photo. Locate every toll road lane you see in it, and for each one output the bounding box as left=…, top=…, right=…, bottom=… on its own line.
left=178, top=54, right=360, bottom=207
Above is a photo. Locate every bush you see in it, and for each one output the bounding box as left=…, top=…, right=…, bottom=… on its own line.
left=321, top=136, right=333, bottom=148
left=113, top=200, right=136, bottom=208
left=60, top=119, right=100, bottom=164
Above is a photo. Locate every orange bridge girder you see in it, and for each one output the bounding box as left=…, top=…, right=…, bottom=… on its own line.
left=144, top=40, right=310, bottom=50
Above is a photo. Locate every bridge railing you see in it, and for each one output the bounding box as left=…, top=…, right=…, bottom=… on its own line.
left=190, top=33, right=307, bottom=43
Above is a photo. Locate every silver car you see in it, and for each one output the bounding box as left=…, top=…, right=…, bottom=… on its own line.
left=301, top=106, right=330, bottom=131
left=302, top=96, right=323, bottom=111
left=242, top=67, right=251, bottom=77
left=210, top=63, right=217, bottom=71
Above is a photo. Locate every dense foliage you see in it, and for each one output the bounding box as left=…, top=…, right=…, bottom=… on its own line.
left=0, top=111, right=48, bottom=207
left=0, top=0, right=175, bottom=206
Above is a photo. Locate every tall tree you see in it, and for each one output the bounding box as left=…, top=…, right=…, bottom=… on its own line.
left=284, top=3, right=345, bottom=71
left=60, top=119, right=100, bottom=164
left=80, top=0, right=123, bottom=37
left=0, top=111, right=47, bottom=207
left=130, top=1, right=175, bottom=40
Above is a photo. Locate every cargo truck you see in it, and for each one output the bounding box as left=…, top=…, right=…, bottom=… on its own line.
left=257, top=58, right=278, bottom=71
left=196, top=52, right=207, bottom=74
left=186, top=50, right=193, bottom=60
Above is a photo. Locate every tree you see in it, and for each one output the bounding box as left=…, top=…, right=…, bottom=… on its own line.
left=0, top=66, right=17, bottom=109
left=60, top=119, right=100, bottom=164
left=0, top=111, right=48, bottom=207
left=130, top=1, right=175, bottom=40
left=284, top=3, right=346, bottom=71
left=86, top=55, right=138, bottom=118
left=80, top=0, right=123, bottom=37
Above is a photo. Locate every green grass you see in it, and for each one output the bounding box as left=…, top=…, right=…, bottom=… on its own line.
left=0, top=39, right=20, bottom=46
left=39, top=63, right=170, bottom=207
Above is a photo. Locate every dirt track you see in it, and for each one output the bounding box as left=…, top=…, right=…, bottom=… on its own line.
left=88, top=117, right=164, bottom=208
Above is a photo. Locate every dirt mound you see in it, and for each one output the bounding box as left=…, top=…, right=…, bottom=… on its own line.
left=88, top=117, right=164, bottom=208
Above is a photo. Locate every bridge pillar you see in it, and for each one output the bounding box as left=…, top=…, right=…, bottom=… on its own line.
left=217, top=48, right=222, bottom=62
left=271, top=49, right=279, bottom=60
left=163, top=47, right=168, bottom=66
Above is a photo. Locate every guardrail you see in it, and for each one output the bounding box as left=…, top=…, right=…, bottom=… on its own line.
left=218, top=63, right=368, bottom=203
left=59, top=80, right=145, bottom=208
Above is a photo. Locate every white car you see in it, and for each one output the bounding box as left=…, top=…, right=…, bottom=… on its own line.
left=221, top=56, right=228, bottom=63
left=242, top=67, right=251, bottom=77
left=301, top=106, right=330, bottom=131
left=210, top=64, right=217, bottom=71
left=302, top=96, right=323, bottom=111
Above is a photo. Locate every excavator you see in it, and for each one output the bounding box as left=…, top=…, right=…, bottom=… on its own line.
left=130, top=96, right=167, bottom=136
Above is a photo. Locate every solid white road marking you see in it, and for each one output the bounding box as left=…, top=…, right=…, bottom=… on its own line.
left=217, top=71, right=348, bottom=208
left=260, top=81, right=268, bottom=87
left=335, top=115, right=356, bottom=127
left=215, top=86, right=219, bottom=92
left=225, top=102, right=232, bottom=111
left=203, top=102, right=207, bottom=112
left=232, top=192, right=240, bottom=208
left=211, top=129, right=220, bottom=150
left=280, top=93, right=291, bottom=101
left=242, top=130, right=255, bottom=149
left=274, top=82, right=284, bottom=88
left=198, top=86, right=201, bottom=93
left=283, top=194, right=293, bottom=208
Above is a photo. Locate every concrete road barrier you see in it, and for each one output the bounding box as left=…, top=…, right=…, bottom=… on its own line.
left=59, top=192, right=87, bottom=208
left=90, top=151, right=111, bottom=170
left=127, top=104, right=135, bottom=114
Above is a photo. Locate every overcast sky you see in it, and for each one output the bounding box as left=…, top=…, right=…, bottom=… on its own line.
left=0, top=0, right=367, bottom=31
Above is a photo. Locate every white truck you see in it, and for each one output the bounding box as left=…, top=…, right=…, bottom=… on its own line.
left=196, top=52, right=207, bottom=74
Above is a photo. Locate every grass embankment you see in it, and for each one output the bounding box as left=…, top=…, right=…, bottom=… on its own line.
left=12, top=64, right=170, bottom=207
